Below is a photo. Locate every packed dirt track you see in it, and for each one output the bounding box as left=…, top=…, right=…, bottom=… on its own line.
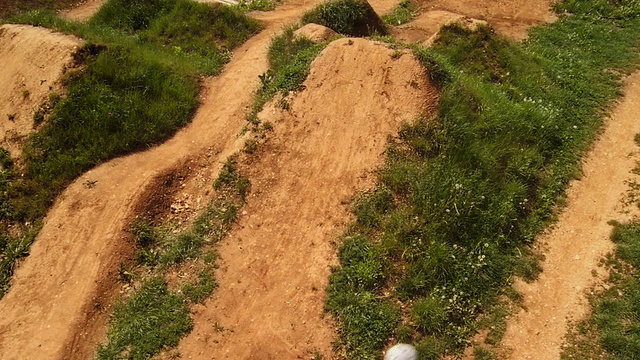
left=0, top=0, right=562, bottom=359
left=498, top=73, right=640, bottom=359
left=0, top=24, right=82, bottom=157
left=176, top=37, right=437, bottom=359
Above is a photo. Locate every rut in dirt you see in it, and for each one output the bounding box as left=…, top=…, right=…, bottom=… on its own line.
left=498, top=73, right=640, bottom=359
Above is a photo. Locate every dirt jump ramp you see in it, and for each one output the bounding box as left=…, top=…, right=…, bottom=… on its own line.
left=176, top=37, right=438, bottom=359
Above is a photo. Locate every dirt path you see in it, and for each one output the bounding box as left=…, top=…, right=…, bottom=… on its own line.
left=176, top=37, right=437, bottom=359
left=60, top=0, right=105, bottom=21
left=0, top=0, right=559, bottom=358
left=499, top=72, right=640, bottom=359
left=411, top=0, right=556, bottom=40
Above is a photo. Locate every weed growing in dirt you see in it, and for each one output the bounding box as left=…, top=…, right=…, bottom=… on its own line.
left=245, top=26, right=328, bottom=128
left=235, top=0, right=277, bottom=12
left=381, top=0, right=415, bottom=26
left=562, top=221, right=640, bottom=359
left=326, top=0, right=640, bottom=357
left=97, top=157, right=249, bottom=358
left=0, top=0, right=260, bottom=297
left=301, top=0, right=387, bottom=37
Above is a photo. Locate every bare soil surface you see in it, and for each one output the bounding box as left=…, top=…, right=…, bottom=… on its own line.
left=0, top=24, right=82, bottom=158
left=60, top=0, right=104, bottom=21
left=499, top=72, right=640, bottom=359
left=400, top=0, right=557, bottom=41
left=176, top=37, right=438, bottom=359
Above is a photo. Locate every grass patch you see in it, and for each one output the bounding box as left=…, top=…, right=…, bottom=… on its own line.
left=563, top=222, right=640, bottom=359
left=245, top=26, right=328, bottom=128
left=236, top=0, right=277, bottom=12
left=96, top=277, right=192, bottom=360
left=301, top=0, right=387, bottom=37
left=0, top=0, right=260, bottom=298
left=326, top=1, right=640, bottom=358
left=98, top=155, right=249, bottom=357
left=0, top=0, right=76, bottom=19
left=381, top=0, right=415, bottom=26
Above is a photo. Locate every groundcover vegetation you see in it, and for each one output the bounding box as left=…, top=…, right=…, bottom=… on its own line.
left=325, top=0, right=640, bottom=358
left=0, top=0, right=260, bottom=297
left=563, top=221, right=640, bottom=359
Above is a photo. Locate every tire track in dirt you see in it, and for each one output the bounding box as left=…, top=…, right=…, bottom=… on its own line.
left=499, top=72, right=640, bottom=359
left=176, top=37, right=438, bottom=359
left=0, top=3, right=319, bottom=357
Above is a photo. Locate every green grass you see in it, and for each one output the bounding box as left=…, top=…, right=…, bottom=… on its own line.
left=301, top=0, right=387, bottom=37
left=97, top=156, right=249, bottom=358
left=236, top=0, right=277, bottom=12
left=245, top=26, right=328, bottom=127
left=96, top=277, right=192, bottom=360
left=0, top=0, right=76, bottom=19
left=563, top=222, right=640, bottom=359
left=326, top=1, right=640, bottom=358
left=0, top=0, right=260, bottom=298
left=381, top=0, right=415, bottom=26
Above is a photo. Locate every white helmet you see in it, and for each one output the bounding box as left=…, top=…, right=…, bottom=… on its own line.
left=384, top=343, right=418, bottom=360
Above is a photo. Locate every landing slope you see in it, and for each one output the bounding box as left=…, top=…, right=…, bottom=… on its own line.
left=176, top=37, right=438, bottom=359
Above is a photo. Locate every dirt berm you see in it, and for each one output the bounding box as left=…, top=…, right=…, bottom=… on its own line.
left=175, top=37, right=438, bottom=359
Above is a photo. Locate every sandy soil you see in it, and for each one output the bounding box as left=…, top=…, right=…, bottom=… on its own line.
left=60, top=0, right=104, bottom=21
left=400, top=0, right=557, bottom=41
left=498, top=73, right=640, bottom=359
left=0, top=24, right=81, bottom=158
left=175, top=37, right=438, bottom=359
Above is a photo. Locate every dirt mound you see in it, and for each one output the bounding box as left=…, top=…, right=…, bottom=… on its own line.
left=175, top=37, right=438, bottom=359
left=408, top=0, right=556, bottom=41
left=497, top=73, right=640, bottom=359
left=293, top=23, right=337, bottom=42
left=0, top=24, right=81, bottom=157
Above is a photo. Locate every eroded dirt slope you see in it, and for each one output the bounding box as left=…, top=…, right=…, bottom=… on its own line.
left=176, top=37, right=438, bottom=359
left=499, top=73, right=640, bottom=359
left=0, top=24, right=81, bottom=157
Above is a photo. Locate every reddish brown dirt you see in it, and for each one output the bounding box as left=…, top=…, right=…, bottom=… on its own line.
left=498, top=73, right=640, bottom=359
left=176, top=37, right=438, bottom=359
left=0, top=24, right=82, bottom=158
left=398, top=0, right=557, bottom=42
